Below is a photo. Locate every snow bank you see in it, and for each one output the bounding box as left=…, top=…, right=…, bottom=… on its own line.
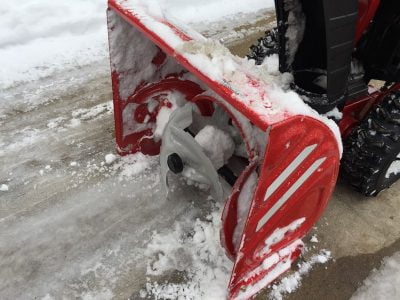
left=0, top=0, right=273, bottom=90
left=0, top=0, right=108, bottom=89
left=351, top=252, right=400, bottom=300
left=145, top=0, right=274, bottom=24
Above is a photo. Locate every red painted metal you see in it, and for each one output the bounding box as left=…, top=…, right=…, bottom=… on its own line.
left=339, top=83, right=400, bottom=137
left=227, top=116, right=340, bottom=299
left=108, top=0, right=288, bottom=131
left=356, top=0, right=381, bottom=43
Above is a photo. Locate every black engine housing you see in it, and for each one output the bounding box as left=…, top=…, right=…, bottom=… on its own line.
left=357, top=0, right=400, bottom=83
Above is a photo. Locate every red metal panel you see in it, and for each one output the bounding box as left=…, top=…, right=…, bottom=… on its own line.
left=227, top=116, right=340, bottom=299
left=356, top=0, right=381, bottom=42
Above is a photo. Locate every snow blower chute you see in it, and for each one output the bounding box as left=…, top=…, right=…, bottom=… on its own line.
left=107, top=0, right=341, bottom=298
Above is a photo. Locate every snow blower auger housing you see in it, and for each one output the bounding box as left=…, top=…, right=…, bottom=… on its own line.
left=107, top=0, right=340, bottom=298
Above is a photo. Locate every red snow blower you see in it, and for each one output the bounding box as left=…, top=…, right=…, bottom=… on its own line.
left=107, top=0, right=400, bottom=298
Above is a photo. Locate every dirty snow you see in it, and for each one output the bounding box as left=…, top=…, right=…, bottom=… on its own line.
left=351, top=252, right=400, bottom=300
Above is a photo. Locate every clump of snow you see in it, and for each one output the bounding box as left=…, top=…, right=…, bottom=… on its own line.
left=269, top=249, right=332, bottom=300
left=144, top=204, right=232, bottom=299
left=0, top=184, right=9, bottom=192
left=324, top=107, right=343, bottom=120
left=105, top=154, right=117, bottom=165
left=310, top=235, right=319, bottom=243
left=195, top=125, right=235, bottom=169
left=351, top=252, right=400, bottom=300
left=385, top=153, right=400, bottom=179
left=70, top=162, right=78, bottom=167
left=154, top=106, right=174, bottom=139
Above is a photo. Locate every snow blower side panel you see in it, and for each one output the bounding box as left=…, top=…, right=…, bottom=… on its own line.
left=107, top=9, right=204, bottom=155
left=226, top=116, right=340, bottom=299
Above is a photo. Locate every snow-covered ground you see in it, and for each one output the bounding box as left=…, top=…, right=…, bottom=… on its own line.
left=351, top=252, right=400, bottom=300
left=0, top=0, right=273, bottom=92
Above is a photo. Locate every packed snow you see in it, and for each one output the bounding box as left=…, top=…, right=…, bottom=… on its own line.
left=194, top=125, right=235, bottom=169
left=351, top=252, right=400, bottom=300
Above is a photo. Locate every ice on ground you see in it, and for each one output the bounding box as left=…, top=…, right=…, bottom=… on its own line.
left=0, top=184, right=9, bottom=192
left=351, top=252, right=400, bottom=300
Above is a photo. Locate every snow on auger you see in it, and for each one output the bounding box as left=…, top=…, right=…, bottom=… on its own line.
left=107, top=0, right=400, bottom=298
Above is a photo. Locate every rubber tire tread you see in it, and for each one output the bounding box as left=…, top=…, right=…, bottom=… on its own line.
left=247, top=28, right=279, bottom=65
left=341, top=90, right=400, bottom=196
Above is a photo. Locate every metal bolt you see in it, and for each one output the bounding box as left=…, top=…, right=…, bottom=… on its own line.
left=167, top=153, right=184, bottom=174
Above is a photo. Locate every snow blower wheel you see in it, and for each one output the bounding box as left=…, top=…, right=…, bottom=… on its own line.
left=247, top=28, right=279, bottom=65
left=341, top=91, right=400, bottom=196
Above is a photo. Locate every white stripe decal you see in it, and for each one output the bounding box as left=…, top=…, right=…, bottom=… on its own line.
left=264, top=144, right=317, bottom=201
left=256, top=157, right=327, bottom=232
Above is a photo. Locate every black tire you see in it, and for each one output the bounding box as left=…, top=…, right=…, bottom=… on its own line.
left=247, top=28, right=279, bottom=65
left=341, top=90, right=400, bottom=196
